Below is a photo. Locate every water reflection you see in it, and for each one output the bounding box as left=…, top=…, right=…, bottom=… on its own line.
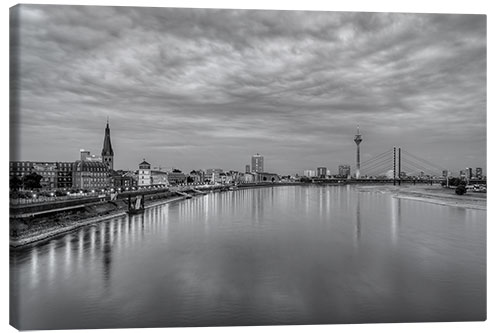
left=102, top=221, right=113, bottom=284
left=10, top=186, right=486, bottom=330
left=354, top=192, right=361, bottom=247
left=390, top=197, right=402, bottom=245
left=29, top=248, right=39, bottom=289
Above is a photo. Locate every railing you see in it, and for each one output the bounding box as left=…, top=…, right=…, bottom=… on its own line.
left=9, top=193, right=106, bottom=206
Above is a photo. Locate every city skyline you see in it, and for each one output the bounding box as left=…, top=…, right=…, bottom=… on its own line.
left=10, top=6, right=486, bottom=175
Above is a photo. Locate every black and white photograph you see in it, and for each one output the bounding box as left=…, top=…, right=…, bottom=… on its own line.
left=8, top=1, right=490, bottom=331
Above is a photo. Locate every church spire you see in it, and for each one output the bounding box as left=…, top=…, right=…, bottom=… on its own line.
left=101, top=119, right=114, bottom=170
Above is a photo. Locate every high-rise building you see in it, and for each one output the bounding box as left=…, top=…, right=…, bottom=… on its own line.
left=476, top=167, right=483, bottom=179
left=304, top=170, right=316, bottom=177
left=138, top=160, right=151, bottom=187
left=251, top=154, right=264, bottom=172
left=317, top=167, right=327, bottom=178
left=245, top=165, right=250, bottom=173
left=465, top=167, right=473, bottom=179
left=101, top=120, right=114, bottom=170
left=354, top=126, right=362, bottom=179
left=339, top=165, right=351, bottom=178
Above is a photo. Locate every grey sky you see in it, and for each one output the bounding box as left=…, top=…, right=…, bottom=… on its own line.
left=10, top=5, right=486, bottom=176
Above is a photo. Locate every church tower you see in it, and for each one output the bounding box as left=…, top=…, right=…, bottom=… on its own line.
left=101, top=119, right=114, bottom=170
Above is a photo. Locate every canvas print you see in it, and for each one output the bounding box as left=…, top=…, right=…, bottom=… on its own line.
left=9, top=4, right=486, bottom=330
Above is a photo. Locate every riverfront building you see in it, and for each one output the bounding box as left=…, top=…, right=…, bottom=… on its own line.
left=73, top=160, right=110, bottom=189
left=338, top=165, right=351, bottom=178
left=111, top=170, right=137, bottom=189
left=476, top=168, right=483, bottom=179
left=10, top=161, right=73, bottom=189
left=56, top=162, right=73, bottom=189
left=242, top=173, right=254, bottom=183
left=251, top=154, right=264, bottom=173
left=151, top=170, right=169, bottom=186
left=138, top=160, right=152, bottom=187
left=317, top=167, right=327, bottom=178
left=206, top=168, right=223, bottom=183
left=254, top=172, right=279, bottom=183
left=304, top=170, right=316, bottom=178
left=167, top=170, right=187, bottom=184
left=465, top=167, right=473, bottom=180
left=73, top=149, right=111, bottom=190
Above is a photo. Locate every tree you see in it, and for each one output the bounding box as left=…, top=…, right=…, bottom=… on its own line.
left=172, top=169, right=182, bottom=173
left=186, top=176, right=194, bottom=183
left=455, top=185, right=467, bottom=195
left=22, top=172, right=43, bottom=190
left=10, top=175, right=23, bottom=191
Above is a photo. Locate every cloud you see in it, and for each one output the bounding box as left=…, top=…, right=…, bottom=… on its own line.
left=11, top=5, right=486, bottom=175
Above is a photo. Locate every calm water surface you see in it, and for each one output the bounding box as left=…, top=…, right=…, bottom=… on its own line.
left=10, top=185, right=486, bottom=329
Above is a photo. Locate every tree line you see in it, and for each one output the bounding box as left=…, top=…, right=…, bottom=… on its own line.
left=10, top=173, right=43, bottom=191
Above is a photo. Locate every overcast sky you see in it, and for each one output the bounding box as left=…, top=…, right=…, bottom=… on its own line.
left=10, top=5, right=486, bottom=175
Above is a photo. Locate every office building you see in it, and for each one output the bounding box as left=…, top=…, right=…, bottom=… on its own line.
left=317, top=167, right=327, bottom=178
left=338, top=165, right=351, bottom=178
left=476, top=167, right=483, bottom=179
left=251, top=154, right=264, bottom=173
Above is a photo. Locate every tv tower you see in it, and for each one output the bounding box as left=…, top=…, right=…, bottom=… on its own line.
left=354, top=126, right=363, bottom=179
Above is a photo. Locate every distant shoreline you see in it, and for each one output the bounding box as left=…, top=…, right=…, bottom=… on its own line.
left=355, top=184, right=486, bottom=210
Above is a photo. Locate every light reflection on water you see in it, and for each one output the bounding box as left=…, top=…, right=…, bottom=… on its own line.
left=10, top=185, right=486, bottom=330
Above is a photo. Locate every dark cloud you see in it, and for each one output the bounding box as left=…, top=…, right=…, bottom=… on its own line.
left=11, top=5, right=486, bottom=175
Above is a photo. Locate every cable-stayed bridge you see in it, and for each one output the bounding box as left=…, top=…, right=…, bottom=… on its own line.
left=353, top=147, right=485, bottom=185
left=362, top=147, right=444, bottom=178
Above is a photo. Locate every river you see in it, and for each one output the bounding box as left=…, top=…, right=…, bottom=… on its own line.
left=10, top=185, right=486, bottom=329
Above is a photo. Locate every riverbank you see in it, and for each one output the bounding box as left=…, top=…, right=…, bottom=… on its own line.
left=10, top=194, right=188, bottom=249
left=355, top=184, right=486, bottom=210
